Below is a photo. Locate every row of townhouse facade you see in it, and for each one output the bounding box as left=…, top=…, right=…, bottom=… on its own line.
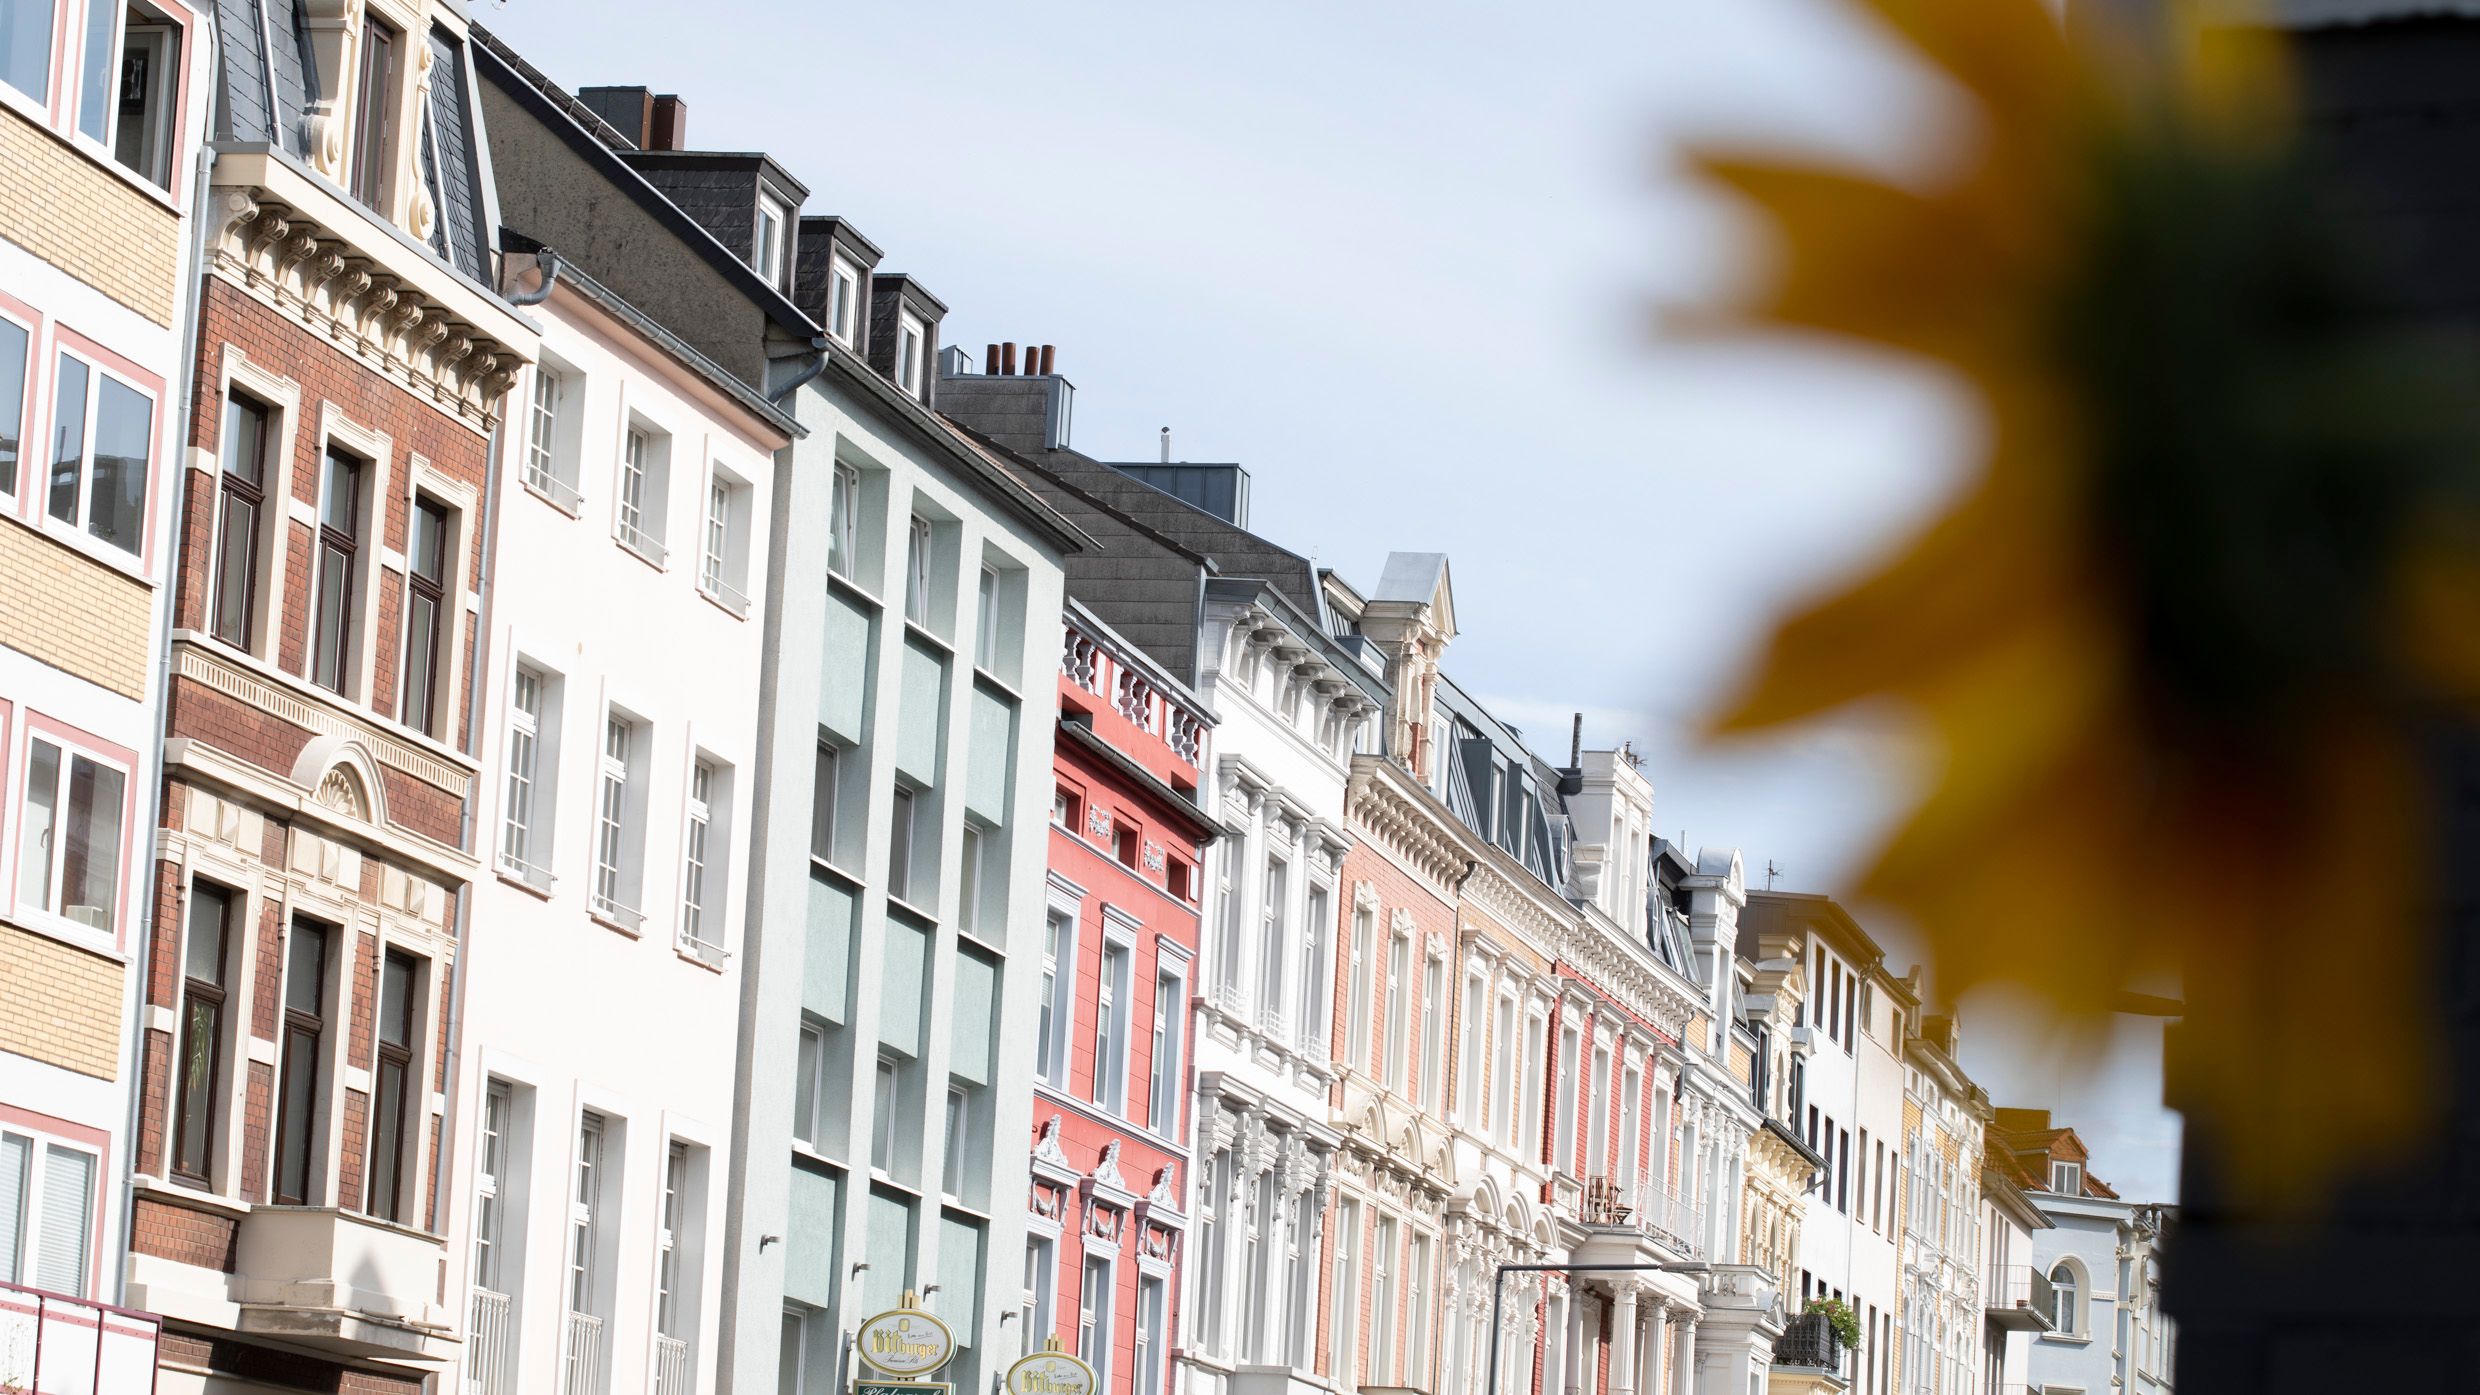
left=0, top=8, right=2179, bottom=1395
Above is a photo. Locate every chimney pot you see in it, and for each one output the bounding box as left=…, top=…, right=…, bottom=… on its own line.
left=984, top=344, right=1000, bottom=375
left=649, top=94, right=688, bottom=151
left=1000, top=342, right=1018, bottom=375
left=1038, top=344, right=1056, bottom=375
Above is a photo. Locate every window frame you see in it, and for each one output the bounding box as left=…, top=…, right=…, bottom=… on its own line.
left=615, top=415, right=671, bottom=567
left=755, top=193, right=789, bottom=287
left=1036, top=902, right=1076, bottom=1088
left=271, top=914, right=334, bottom=1206
left=10, top=713, right=138, bottom=950
left=363, top=947, right=422, bottom=1223
left=591, top=707, right=647, bottom=931
left=1093, top=930, right=1133, bottom=1115
left=349, top=8, right=401, bottom=211
left=698, top=463, right=753, bottom=616
left=397, top=493, right=455, bottom=736
left=43, top=331, right=163, bottom=569
left=0, top=1116, right=107, bottom=1299
left=828, top=461, right=860, bottom=581
left=522, top=354, right=585, bottom=513
left=73, top=0, right=188, bottom=194
left=828, top=259, right=861, bottom=346
left=0, top=295, right=35, bottom=511
left=678, top=753, right=730, bottom=959
left=499, top=661, right=558, bottom=890
left=208, top=388, right=273, bottom=649
left=895, top=312, right=925, bottom=398
left=170, top=877, right=240, bottom=1187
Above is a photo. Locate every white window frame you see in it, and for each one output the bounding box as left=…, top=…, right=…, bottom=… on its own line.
left=0, top=1126, right=101, bottom=1298
left=591, top=710, right=645, bottom=931
left=1078, top=1252, right=1114, bottom=1384
left=1093, top=928, right=1134, bottom=1116
left=615, top=417, right=670, bottom=566
left=871, top=1054, right=901, bottom=1174
left=1147, top=962, right=1184, bottom=1138
left=755, top=194, right=788, bottom=285
left=699, top=465, right=752, bottom=616
left=1382, top=923, right=1412, bottom=1094
left=828, top=260, right=861, bottom=345
left=1344, top=898, right=1375, bottom=1072
left=903, top=514, right=933, bottom=625
left=1023, top=1234, right=1058, bottom=1359
left=43, top=337, right=161, bottom=566
left=12, top=723, right=134, bottom=945
left=895, top=313, right=925, bottom=398
left=1036, top=901, right=1077, bottom=1087
left=678, top=755, right=729, bottom=960
left=973, top=564, right=1001, bottom=672
left=523, top=355, right=584, bottom=512
left=829, top=462, right=860, bottom=579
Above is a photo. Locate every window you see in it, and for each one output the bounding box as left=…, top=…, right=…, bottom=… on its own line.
left=1616, top=1061, right=1639, bottom=1185
left=974, top=565, right=1000, bottom=671
left=1093, top=940, right=1131, bottom=1113
left=1078, top=1254, right=1113, bottom=1384
left=1369, top=1215, right=1398, bottom=1381
left=212, top=392, right=270, bottom=647
left=1296, top=882, right=1330, bottom=1051
left=1327, top=1196, right=1361, bottom=1379
left=942, top=1084, right=971, bottom=1198
left=681, top=758, right=726, bottom=953
left=1148, top=968, right=1182, bottom=1134
left=1037, top=909, right=1073, bottom=1086
left=400, top=498, right=452, bottom=734
left=781, top=1306, right=821, bottom=1395
left=1023, top=1236, right=1057, bottom=1358
left=1256, top=856, right=1287, bottom=1023
left=1051, top=784, right=1075, bottom=830
left=1553, top=1024, right=1579, bottom=1172
left=0, top=312, right=28, bottom=500
left=1115, top=819, right=1139, bottom=870
left=828, top=262, right=861, bottom=345
left=958, top=821, right=993, bottom=937
left=273, top=919, right=329, bottom=1205
left=811, top=740, right=846, bottom=867
left=1404, top=1231, right=1432, bottom=1385
left=617, top=422, right=669, bottom=563
left=793, top=1021, right=826, bottom=1150
left=1419, top=956, right=1447, bottom=1112
left=172, top=882, right=236, bottom=1184
left=1344, top=904, right=1374, bottom=1070
left=829, top=463, right=859, bottom=578
left=887, top=784, right=917, bottom=902
left=0, top=0, right=54, bottom=104
left=366, top=950, right=418, bottom=1222
left=1382, top=933, right=1411, bottom=1092
left=593, top=713, right=644, bottom=928
left=871, top=1056, right=899, bottom=1172
left=471, top=1079, right=520, bottom=1312
left=501, top=665, right=556, bottom=886
left=48, top=349, right=153, bottom=556
left=0, top=1130, right=97, bottom=1297
left=755, top=196, right=787, bottom=285
left=2050, top=1160, right=2083, bottom=1195
left=82, top=1, right=181, bottom=187
left=350, top=12, right=399, bottom=206
left=16, top=734, right=127, bottom=934
left=896, top=314, right=925, bottom=398
left=1460, top=974, right=1488, bottom=1123
left=1134, top=1274, right=1167, bottom=1395
left=656, top=1141, right=688, bottom=1340
left=1520, top=1017, right=1547, bottom=1155
left=568, top=1113, right=607, bottom=1326
left=524, top=361, right=582, bottom=509
left=1586, top=1041, right=1610, bottom=1176
left=701, top=469, right=751, bottom=612
left=2049, top=1262, right=2080, bottom=1334
left=903, top=514, right=932, bottom=624
left=310, top=445, right=364, bottom=694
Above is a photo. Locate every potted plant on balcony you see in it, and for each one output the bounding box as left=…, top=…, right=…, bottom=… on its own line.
left=1805, top=1295, right=1863, bottom=1352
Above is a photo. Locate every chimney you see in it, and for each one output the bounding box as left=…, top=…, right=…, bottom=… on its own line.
left=1000, top=342, right=1018, bottom=375
left=1037, top=344, right=1055, bottom=375
left=577, top=85, right=654, bottom=148
left=984, top=343, right=1000, bottom=375
left=1159, top=427, right=1171, bottom=463
left=649, top=95, right=688, bottom=151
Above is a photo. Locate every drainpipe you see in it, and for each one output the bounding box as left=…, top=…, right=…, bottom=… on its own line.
left=118, top=13, right=222, bottom=1310
left=506, top=246, right=560, bottom=307
left=767, top=336, right=829, bottom=405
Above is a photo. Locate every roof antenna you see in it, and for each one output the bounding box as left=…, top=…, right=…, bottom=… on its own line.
left=1765, top=858, right=1782, bottom=889
left=1160, top=426, right=1171, bottom=463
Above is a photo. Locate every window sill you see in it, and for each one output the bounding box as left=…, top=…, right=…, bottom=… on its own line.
left=615, top=526, right=669, bottom=572
left=868, top=1171, right=923, bottom=1201
left=937, top=1196, right=991, bottom=1224
left=132, top=1172, right=252, bottom=1220
left=697, top=577, right=753, bottom=620
left=809, top=855, right=866, bottom=892
left=589, top=898, right=646, bottom=938
left=496, top=860, right=557, bottom=902
left=521, top=470, right=585, bottom=518
left=970, top=666, right=1021, bottom=703
left=2039, top=1333, right=2094, bottom=1347
left=885, top=893, right=938, bottom=926
left=826, top=568, right=883, bottom=611
left=674, top=936, right=730, bottom=973
left=0, top=907, right=127, bottom=962
left=790, top=1141, right=847, bottom=1171
left=901, top=617, right=953, bottom=657
left=12, top=508, right=155, bottom=587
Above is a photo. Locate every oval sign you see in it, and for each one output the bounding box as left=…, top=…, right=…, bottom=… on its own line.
left=1005, top=1351, right=1097, bottom=1395
left=858, top=1307, right=955, bottom=1376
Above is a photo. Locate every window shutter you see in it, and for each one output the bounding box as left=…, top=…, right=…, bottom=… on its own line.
left=34, top=1145, right=94, bottom=1296
left=0, top=1135, right=27, bottom=1284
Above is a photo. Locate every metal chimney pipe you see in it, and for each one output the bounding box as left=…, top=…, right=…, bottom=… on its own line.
left=1037, top=344, right=1055, bottom=375
left=1159, top=426, right=1171, bottom=464
left=1000, top=342, right=1018, bottom=375
left=984, top=343, right=1000, bottom=375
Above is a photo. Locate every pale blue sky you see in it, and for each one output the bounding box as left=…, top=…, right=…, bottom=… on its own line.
left=481, top=0, right=2179, bottom=1200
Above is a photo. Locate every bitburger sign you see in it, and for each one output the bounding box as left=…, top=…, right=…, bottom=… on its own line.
left=857, top=1294, right=955, bottom=1378
left=1004, top=1337, right=1096, bottom=1395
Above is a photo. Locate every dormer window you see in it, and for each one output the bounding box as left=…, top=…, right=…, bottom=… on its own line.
left=351, top=13, right=402, bottom=208
left=895, top=313, right=925, bottom=398
left=829, top=260, right=861, bottom=345
left=755, top=195, right=788, bottom=287
left=2050, top=1160, right=2083, bottom=1195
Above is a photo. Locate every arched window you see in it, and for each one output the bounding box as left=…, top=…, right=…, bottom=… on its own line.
left=2050, top=1261, right=2081, bottom=1334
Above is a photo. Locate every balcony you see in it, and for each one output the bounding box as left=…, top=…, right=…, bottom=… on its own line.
left=1576, top=1176, right=1706, bottom=1262
left=1771, top=1310, right=1847, bottom=1378
left=653, top=1333, right=691, bottom=1395
left=1985, top=1265, right=2058, bottom=1333
left=1698, top=1264, right=1783, bottom=1323
left=0, top=1279, right=163, bottom=1394
left=466, top=1288, right=515, bottom=1395
left=562, top=1310, right=606, bottom=1395
left=230, top=1206, right=455, bottom=1360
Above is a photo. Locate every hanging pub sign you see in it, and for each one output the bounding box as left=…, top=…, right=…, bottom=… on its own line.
left=857, top=1294, right=956, bottom=1378
left=1003, top=1335, right=1097, bottom=1395
left=856, top=1383, right=951, bottom=1395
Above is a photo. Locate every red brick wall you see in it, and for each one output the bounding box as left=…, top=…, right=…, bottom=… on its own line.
left=131, top=1193, right=237, bottom=1271
left=159, top=1329, right=427, bottom=1395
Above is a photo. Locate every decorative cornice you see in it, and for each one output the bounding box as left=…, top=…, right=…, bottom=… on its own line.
left=1345, top=757, right=1464, bottom=895
left=1553, top=914, right=1701, bottom=1042
left=173, top=640, right=473, bottom=795
left=207, top=177, right=529, bottom=436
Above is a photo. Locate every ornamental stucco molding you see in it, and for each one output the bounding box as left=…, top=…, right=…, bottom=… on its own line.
left=1553, top=913, right=1701, bottom=1041
left=211, top=186, right=525, bottom=435
left=1345, top=758, right=1464, bottom=894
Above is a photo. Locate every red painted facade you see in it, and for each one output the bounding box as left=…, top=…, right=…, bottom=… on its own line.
left=1029, top=607, right=1215, bottom=1393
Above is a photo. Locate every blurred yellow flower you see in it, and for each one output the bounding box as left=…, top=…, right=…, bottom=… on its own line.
left=1690, top=0, right=2480, bottom=1204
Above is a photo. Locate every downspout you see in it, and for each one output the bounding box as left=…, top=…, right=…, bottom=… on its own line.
left=430, top=247, right=553, bottom=1235
left=767, top=336, right=829, bottom=405
left=119, top=13, right=222, bottom=1308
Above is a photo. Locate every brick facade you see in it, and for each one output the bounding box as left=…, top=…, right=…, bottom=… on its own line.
left=0, top=519, right=155, bottom=699
left=0, top=105, right=183, bottom=327
left=0, top=921, right=125, bottom=1079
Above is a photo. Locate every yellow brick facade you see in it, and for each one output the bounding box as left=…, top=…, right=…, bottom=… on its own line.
left=0, top=519, right=154, bottom=699
left=0, top=921, right=123, bottom=1080
left=0, top=104, right=182, bottom=327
